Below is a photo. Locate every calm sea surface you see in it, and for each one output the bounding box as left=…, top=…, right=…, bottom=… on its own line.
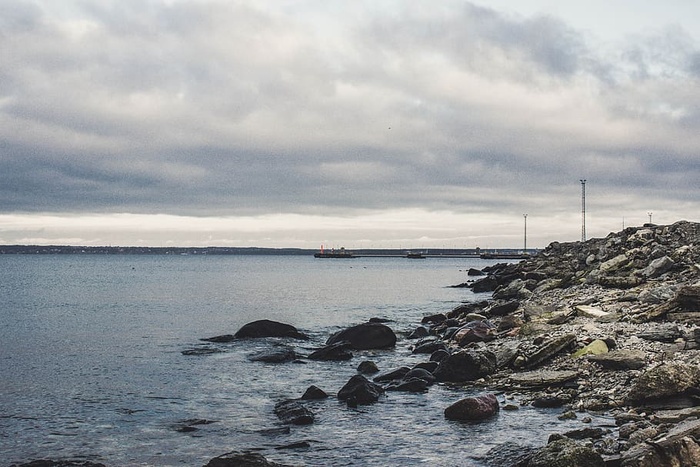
left=1, top=255, right=584, bottom=466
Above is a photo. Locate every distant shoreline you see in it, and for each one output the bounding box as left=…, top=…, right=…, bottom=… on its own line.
left=0, top=245, right=534, bottom=256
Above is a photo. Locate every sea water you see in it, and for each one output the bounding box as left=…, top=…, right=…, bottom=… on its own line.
left=1, top=255, right=585, bottom=466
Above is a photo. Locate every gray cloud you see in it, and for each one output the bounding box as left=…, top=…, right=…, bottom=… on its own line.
left=0, top=0, right=698, bottom=246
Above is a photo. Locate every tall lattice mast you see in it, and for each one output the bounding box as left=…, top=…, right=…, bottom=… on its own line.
left=580, top=179, right=587, bottom=242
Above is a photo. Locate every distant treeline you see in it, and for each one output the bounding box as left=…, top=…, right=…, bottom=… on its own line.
left=0, top=245, right=529, bottom=256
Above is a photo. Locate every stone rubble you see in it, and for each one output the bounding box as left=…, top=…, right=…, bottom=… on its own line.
left=431, top=220, right=700, bottom=465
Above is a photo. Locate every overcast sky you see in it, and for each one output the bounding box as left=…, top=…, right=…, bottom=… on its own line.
left=1, top=0, right=698, bottom=249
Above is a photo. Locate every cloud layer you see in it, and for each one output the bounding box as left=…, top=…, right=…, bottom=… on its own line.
left=0, top=0, right=698, bottom=247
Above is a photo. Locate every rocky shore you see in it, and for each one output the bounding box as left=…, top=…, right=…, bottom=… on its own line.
left=12, top=220, right=700, bottom=467
left=437, top=220, right=700, bottom=466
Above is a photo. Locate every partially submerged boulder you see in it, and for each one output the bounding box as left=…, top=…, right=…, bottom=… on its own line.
left=326, top=322, right=396, bottom=350
left=234, top=320, right=308, bottom=340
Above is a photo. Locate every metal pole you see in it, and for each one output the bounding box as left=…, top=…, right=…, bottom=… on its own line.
left=523, top=214, right=527, bottom=252
left=648, top=212, right=653, bottom=224
left=580, top=180, right=587, bottom=241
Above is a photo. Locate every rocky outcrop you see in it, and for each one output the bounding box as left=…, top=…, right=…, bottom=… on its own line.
left=326, top=322, right=397, bottom=349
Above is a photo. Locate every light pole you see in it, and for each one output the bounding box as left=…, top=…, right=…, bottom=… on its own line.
left=523, top=214, right=528, bottom=253
left=580, top=179, right=587, bottom=242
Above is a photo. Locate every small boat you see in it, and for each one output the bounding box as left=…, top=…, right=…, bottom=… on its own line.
left=314, top=246, right=356, bottom=258
left=406, top=252, right=426, bottom=259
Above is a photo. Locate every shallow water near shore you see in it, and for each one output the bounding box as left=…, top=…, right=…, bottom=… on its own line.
left=1, top=255, right=600, bottom=466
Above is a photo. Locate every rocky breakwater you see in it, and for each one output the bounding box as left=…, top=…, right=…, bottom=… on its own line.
left=442, top=220, right=700, bottom=466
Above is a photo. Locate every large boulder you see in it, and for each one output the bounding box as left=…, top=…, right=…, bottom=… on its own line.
left=337, top=375, right=384, bottom=405
left=626, top=362, right=700, bottom=405
left=444, top=393, right=499, bottom=421
left=234, top=320, right=308, bottom=340
left=273, top=400, right=314, bottom=425
left=326, top=322, right=396, bottom=350
left=433, top=349, right=497, bottom=383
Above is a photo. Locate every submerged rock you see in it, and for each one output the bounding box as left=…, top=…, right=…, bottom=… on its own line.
left=307, top=342, right=353, bottom=361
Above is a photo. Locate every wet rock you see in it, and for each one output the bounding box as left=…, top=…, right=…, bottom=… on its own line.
left=307, top=342, right=353, bottom=361
left=373, top=366, right=410, bottom=383
left=467, top=268, right=484, bottom=276
left=337, top=375, right=384, bottom=405
left=412, top=337, right=448, bottom=354
left=301, top=385, right=328, bottom=400
left=181, top=347, right=223, bottom=355
left=204, top=451, right=291, bottom=467
left=407, top=326, right=430, bottom=339
left=326, top=322, right=396, bottom=350
left=421, top=313, right=447, bottom=325
left=249, top=345, right=298, bottom=363
left=563, top=427, right=606, bottom=440
left=587, top=349, right=646, bottom=370
left=200, top=334, right=235, bottom=343
left=433, top=349, right=497, bottom=383
left=413, top=361, right=439, bottom=373
left=475, top=442, right=538, bottom=467
left=274, top=400, right=314, bottom=425
left=234, top=320, right=309, bottom=340
left=357, top=360, right=379, bottom=374
left=527, top=437, right=605, bottom=467
left=402, top=367, right=436, bottom=384
left=444, top=393, right=499, bottom=421
left=626, top=362, right=700, bottom=405
left=385, top=377, right=430, bottom=393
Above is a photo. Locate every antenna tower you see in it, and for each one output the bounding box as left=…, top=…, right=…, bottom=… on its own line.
left=580, top=179, right=586, bottom=242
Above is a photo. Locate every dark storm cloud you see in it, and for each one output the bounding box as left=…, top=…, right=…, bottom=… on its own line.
left=0, top=0, right=698, bottom=230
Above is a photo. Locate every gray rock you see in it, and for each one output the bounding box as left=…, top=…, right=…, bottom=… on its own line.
left=626, top=362, right=700, bottom=405
left=523, top=334, right=576, bottom=369
left=527, top=437, right=604, bottom=467
left=248, top=345, right=298, bottom=363
left=509, top=370, right=580, bottom=387
left=587, top=349, right=646, bottom=370
left=301, top=385, right=328, bottom=400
